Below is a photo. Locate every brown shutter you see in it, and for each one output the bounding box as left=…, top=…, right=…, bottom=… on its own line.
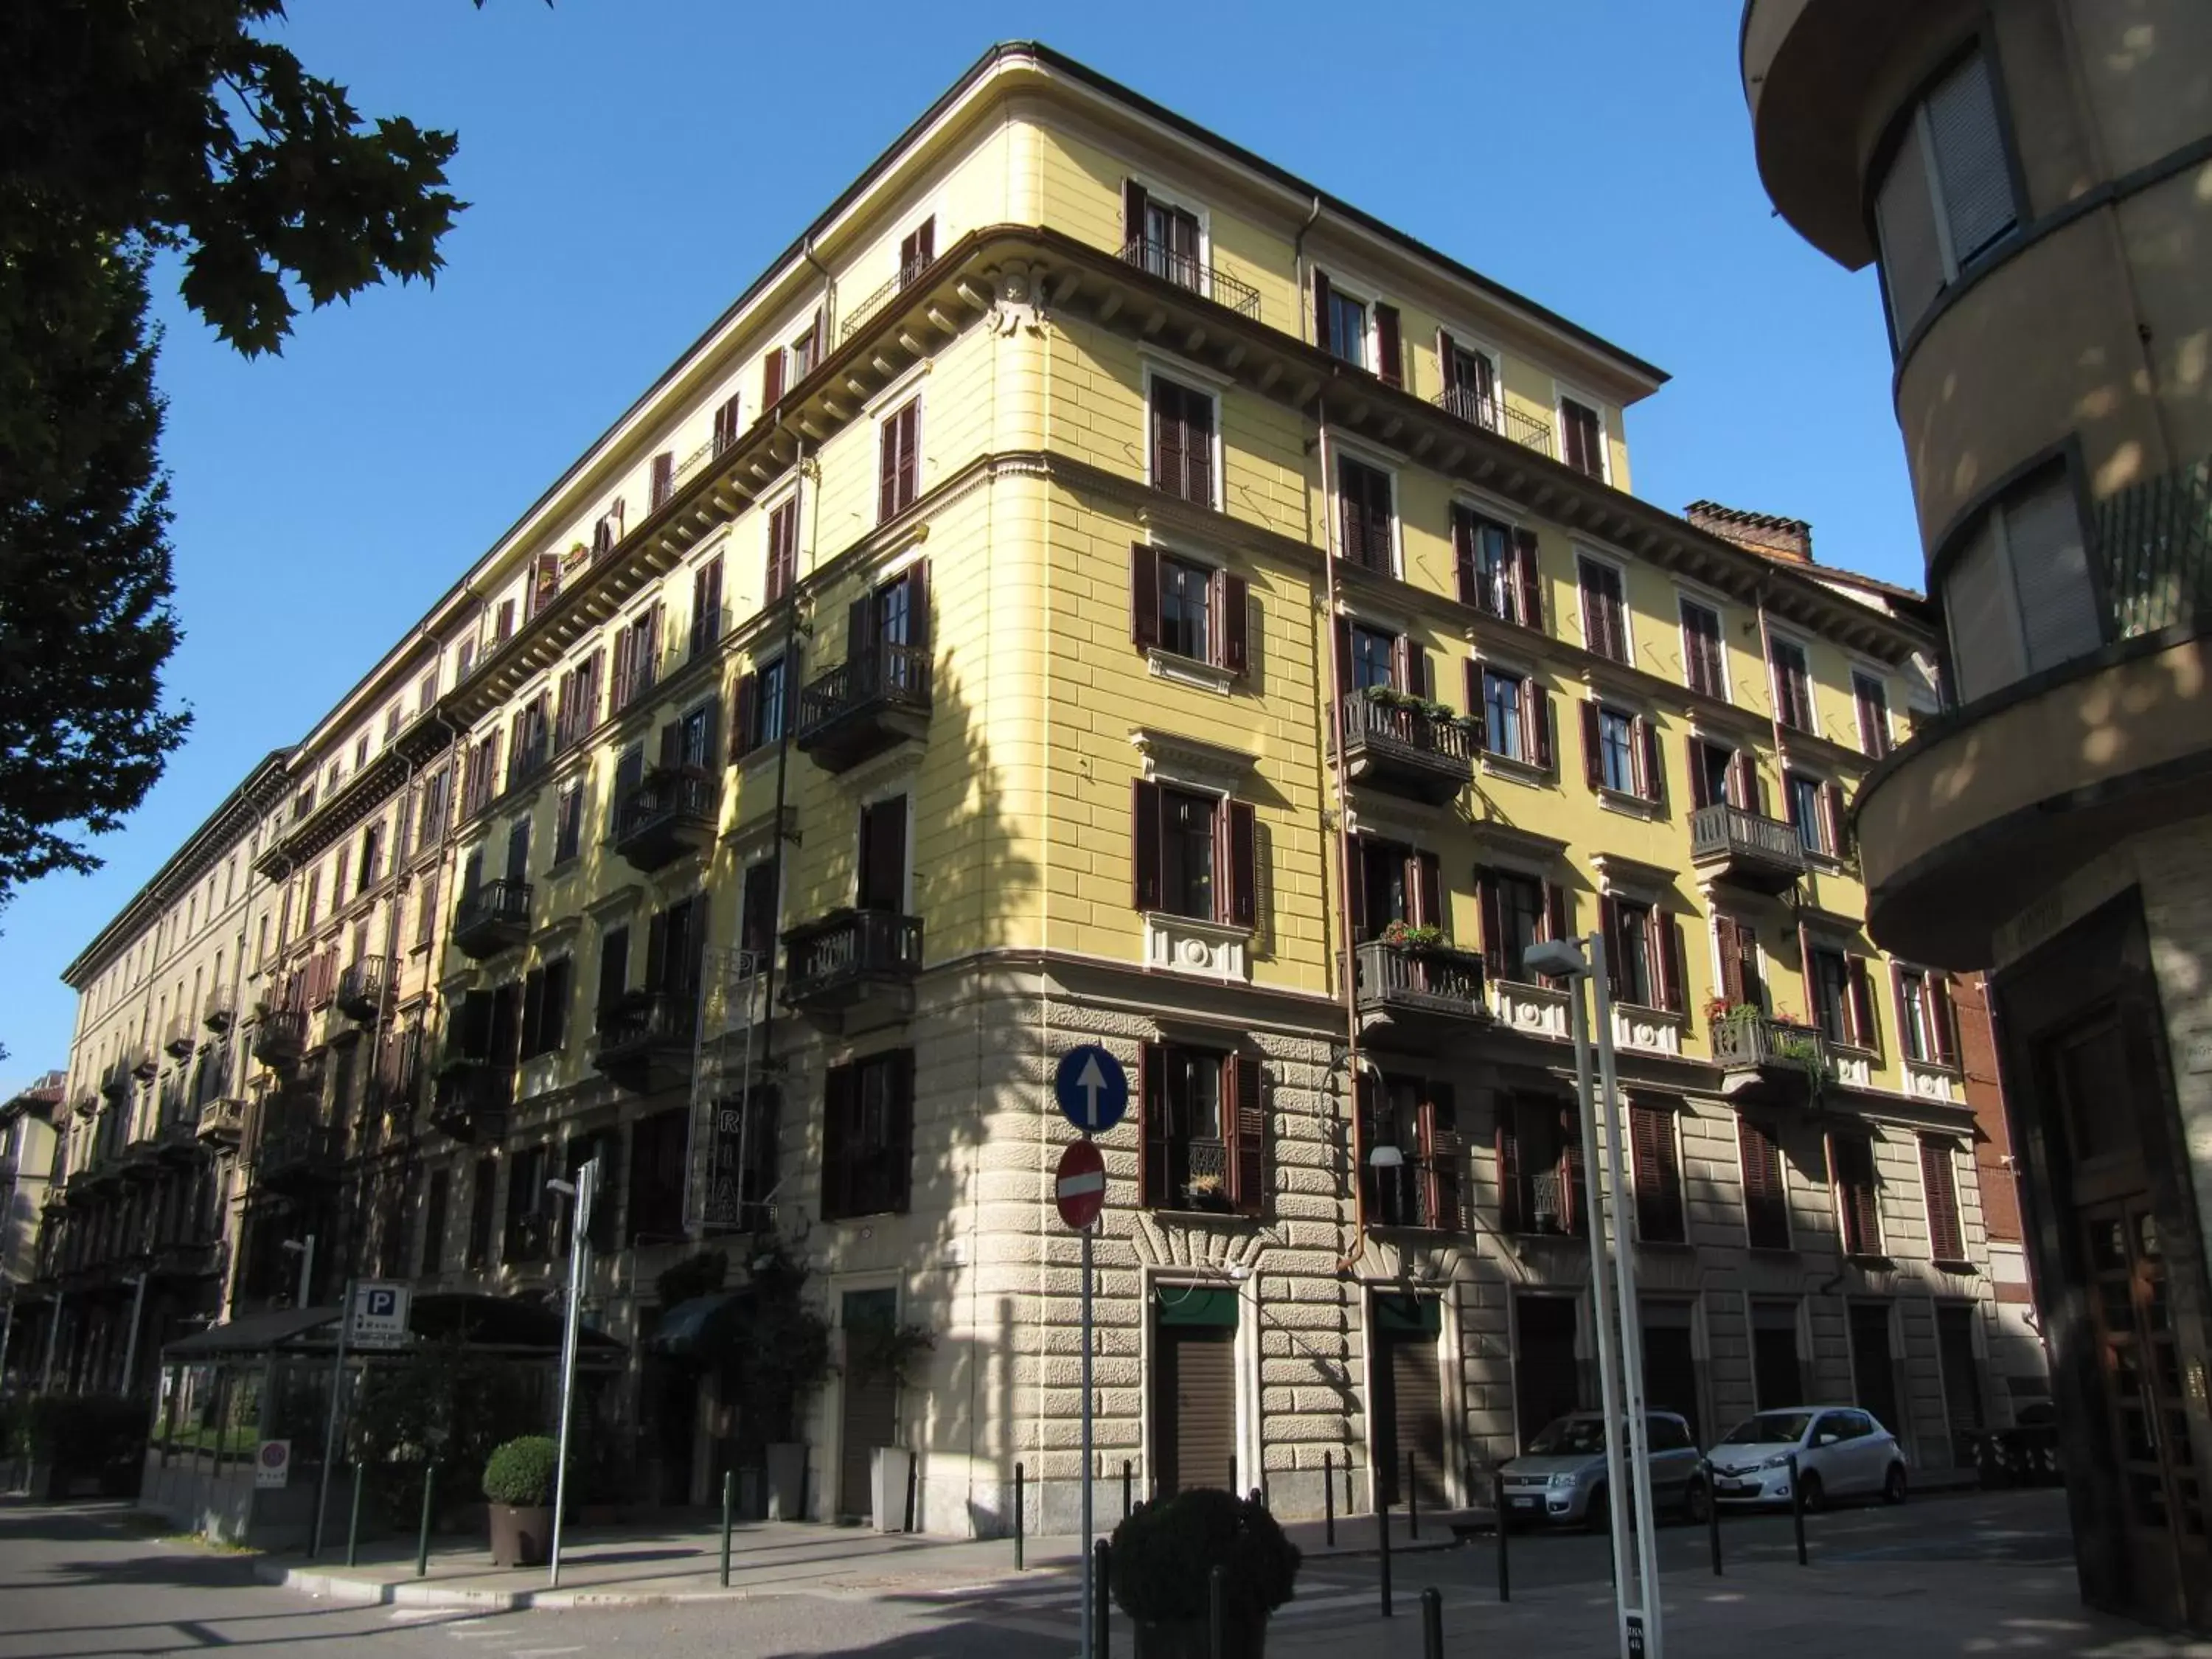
left=1419, top=1084, right=1461, bottom=1231
left=1123, top=178, right=1149, bottom=251
left=657, top=720, right=682, bottom=771
left=1495, top=1100, right=1523, bottom=1234
left=1438, top=329, right=1459, bottom=389
left=1823, top=781, right=1849, bottom=859
left=1658, top=911, right=1686, bottom=1014
left=1220, top=572, right=1248, bottom=676
left=1921, top=1138, right=1964, bottom=1261
left=1130, top=542, right=1161, bottom=647
left=1543, top=881, right=1571, bottom=948
left=1311, top=267, right=1332, bottom=350
left=1631, top=1105, right=1680, bottom=1242
left=1153, top=382, right=1184, bottom=495
left=1848, top=956, right=1880, bottom=1054
left=888, top=1049, right=915, bottom=1213
left=1580, top=700, right=1604, bottom=792
left=611, top=627, right=635, bottom=713
left=1187, top=387, right=1214, bottom=508
left=1512, top=529, right=1543, bottom=632
left=906, top=558, right=931, bottom=655
left=1345, top=835, right=1366, bottom=939
left=1475, top=868, right=1504, bottom=977
left=821, top=1063, right=853, bottom=1221
left=1930, top=975, right=1958, bottom=1065
left=1638, top=717, right=1665, bottom=805
left=1599, top=894, right=1624, bottom=1001
left=1374, top=302, right=1403, bottom=386
left=1136, top=1043, right=1160, bottom=1208
left=1686, top=737, right=1711, bottom=810
left=1414, top=851, right=1443, bottom=933
left=1227, top=1054, right=1265, bottom=1216
left=1131, top=780, right=1162, bottom=911
left=1334, top=617, right=1353, bottom=700
left=1452, top=508, right=1478, bottom=606
left=1715, top=916, right=1745, bottom=1006
left=877, top=410, right=900, bottom=521
left=731, top=674, right=757, bottom=760
left=1728, top=749, right=1752, bottom=813
left=1464, top=659, right=1484, bottom=734
left=1531, top=685, right=1555, bottom=771
left=762, top=347, right=785, bottom=409
left=1225, top=799, right=1257, bottom=929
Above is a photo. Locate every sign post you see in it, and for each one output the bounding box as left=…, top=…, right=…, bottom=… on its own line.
left=348, top=1282, right=411, bottom=1349
left=1053, top=1045, right=1126, bottom=1659
left=310, top=1279, right=355, bottom=1559
left=549, top=1158, right=598, bottom=1589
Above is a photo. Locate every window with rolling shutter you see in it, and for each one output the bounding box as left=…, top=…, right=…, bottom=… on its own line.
left=1630, top=1102, right=1686, bottom=1244
left=1149, top=375, right=1216, bottom=507
left=1926, top=54, right=2014, bottom=265
left=1739, top=1118, right=1791, bottom=1249
left=1943, top=516, right=2017, bottom=704
left=1919, top=1136, right=1967, bottom=1262
left=1873, top=48, right=2019, bottom=344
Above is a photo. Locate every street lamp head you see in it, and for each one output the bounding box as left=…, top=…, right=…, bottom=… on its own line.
left=546, top=1178, right=577, bottom=1197
left=1522, top=939, right=1590, bottom=979
left=1368, top=1144, right=1405, bottom=1170
left=279, top=1239, right=308, bottom=1256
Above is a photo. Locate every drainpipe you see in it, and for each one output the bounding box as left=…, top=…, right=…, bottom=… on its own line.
left=801, top=235, right=835, bottom=361
left=1314, top=400, right=1367, bottom=1228
left=1292, top=197, right=1323, bottom=348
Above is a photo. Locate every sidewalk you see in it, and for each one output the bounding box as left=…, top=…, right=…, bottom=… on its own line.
left=248, top=1506, right=1470, bottom=1610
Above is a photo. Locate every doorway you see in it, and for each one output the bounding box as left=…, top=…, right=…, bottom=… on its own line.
left=1152, top=1286, right=1237, bottom=1496
left=1935, top=1304, right=1985, bottom=1468
left=1513, top=1293, right=1582, bottom=1450
left=1370, top=1293, right=1448, bottom=1509
left=838, top=1289, right=898, bottom=1520
left=1848, top=1301, right=1902, bottom=1439
left=1641, top=1299, right=1702, bottom=1441
left=1750, top=1300, right=1804, bottom=1410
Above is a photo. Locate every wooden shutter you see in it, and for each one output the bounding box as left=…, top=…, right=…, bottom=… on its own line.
left=1130, top=543, right=1160, bottom=647
left=858, top=796, right=906, bottom=913
left=1512, top=529, right=1543, bottom=632
left=1311, top=268, right=1332, bottom=350
left=731, top=673, right=757, bottom=761
left=1848, top=956, right=1880, bottom=1053
left=1452, top=509, right=1478, bottom=607
left=1225, top=799, right=1257, bottom=929
left=1419, top=1083, right=1461, bottom=1231
left=1413, top=850, right=1443, bottom=932
left=656, top=719, right=682, bottom=772
left=1656, top=911, right=1686, bottom=1014
left=1631, top=1105, right=1683, bottom=1242
left=1543, top=881, right=1571, bottom=950
left=1131, top=780, right=1162, bottom=911
left=1344, top=835, right=1366, bottom=940
left=1475, top=869, right=1504, bottom=977
left=1580, top=700, right=1604, bottom=791
left=1136, top=1043, right=1161, bottom=1209
left=1220, top=571, right=1248, bottom=676
left=887, top=1050, right=915, bottom=1213
left=1530, top=684, right=1555, bottom=771
left=1822, top=781, right=1849, bottom=859
left=1153, top=381, right=1185, bottom=496
left=1186, top=386, right=1214, bottom=508
left=650, top=451, right=673, bottom=508
left=1226, top=1054, right=1266, bottom=1216
left=1333, top=617, right=1353, bottom=700
left=878, top=410, right=901, bottom=521
left=1352, top=1074, right=1377, bottom=1231
left=905, top=560, right=931, bottom=655
left=1495, top=1100, right=1523, bottom=1234
left=1921, top=1138, right=1964, bottom=1261
left=1686, top=737, right=1711, bottom=810
left=762, top=347, right=785, bottom=408
left=821, top=1062, right=853, bottom=1222
left=1715, top=917, right=1745, bottom=1006
left=1374, top=302, right=1403, bottom=386
left=1123, top=178, right=1149, bottom=250
left=1638, top=717, right=1665, bottom=804
left=1599, top=894, right=1624, bottom=1001
left=1438, top=329, right=1459, bottom=389
left=1929, top=975, right=1958, bottom=1065
left=895, top=403, right=919, bottom=510
left=1740, top=1118, right=1789, bottom=1248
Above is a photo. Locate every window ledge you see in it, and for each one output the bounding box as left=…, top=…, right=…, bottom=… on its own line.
left=1147, top=1206, right=1262, bottom=1225
left=1479, top=752, right=1551, bottom=788
left=1143, top=912, right=1253, bottom=983
left=1145, top=647, right=1236, bottom=695
left=1595, top=785, right=1659, bottom=819
left=1931, top=1256, right=1979, bottom=1273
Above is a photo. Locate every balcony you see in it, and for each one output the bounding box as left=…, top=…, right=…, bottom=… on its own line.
left=335, top=956, right=395, bottom=1022
left=251, top=1008, right=307, bottom=1068
left=156, top=1113, right=201, bottom=1163
left=591, top=991, right=698, bottom=1092
left=1118, top=235, right=1263, bottom=321
left=202, top=989, right=234, bottom=1034
left=98, top=1062, right=133, bottom=1101
left=162, top=1020, right=196, bottom=1060
left=794, top=645, right=932, bottom=773
left=1333, top=690, right=1479, bottom=805
left=782, top=908, right=925, bottom=1014
left=453, top=878, right=532, bottom=960
left=129, top=1050, right=159, bottom=1082
left=147, top=1239, right=220, bottom=1279
left=1352, top=936, right=1492, bottom=1037
left=195, top=1096, right=246, bottom=1147
left=1431, top=383, right=1555, bottom=459
left=1712, top=1010, right=1829, bottom=1107
left=429, top=1058, right=513, bottom=1144
left=1689, top=803, right=1809, bottom=896
left=612, top=768, right=718, bottom=873
left=254, top=1121, right=341, bottom=1191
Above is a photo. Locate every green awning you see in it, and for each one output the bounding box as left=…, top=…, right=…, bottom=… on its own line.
left=1155, top=1287, right=1238, bottom=1328
left=1374, top=1293, right=1441, bottom=1336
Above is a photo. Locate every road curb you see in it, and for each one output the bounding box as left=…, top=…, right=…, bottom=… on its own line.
left=249, top=1558, right=793, bottom=1610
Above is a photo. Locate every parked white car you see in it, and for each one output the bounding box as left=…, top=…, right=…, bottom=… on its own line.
left=1707, top=1407, right=1908, bottom=1509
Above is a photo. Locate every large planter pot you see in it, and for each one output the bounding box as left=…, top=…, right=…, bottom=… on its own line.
left=487, top=1503, right=552, bottom=1568
left=870, top=1447, right=913, bottom=1534
left=765, top=1443, right=807, bottom=1521
left=1133, top=1615, right=1267, bottom=1659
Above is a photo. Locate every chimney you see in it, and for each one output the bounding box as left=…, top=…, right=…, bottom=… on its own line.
left=1684, top=500, right=1813, bottom=564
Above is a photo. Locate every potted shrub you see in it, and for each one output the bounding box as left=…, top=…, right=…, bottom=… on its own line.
left=1111, top=1488, right=1300, bottom=1658
left=1378, top=920, right=1445, bottom=950
left=482, top=1435, right=559, bottom=1567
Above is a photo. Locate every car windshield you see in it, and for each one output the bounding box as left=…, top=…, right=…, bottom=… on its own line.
left=1527, top=1417, right=1607, bottom=1455
left=1722, top=1411, right=1813, bottom=1446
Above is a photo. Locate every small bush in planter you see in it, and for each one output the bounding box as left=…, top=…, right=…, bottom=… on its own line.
left=1111, top=1488, right=1299, bottom=1658
left=482, top=1436, right=559, bottom=1508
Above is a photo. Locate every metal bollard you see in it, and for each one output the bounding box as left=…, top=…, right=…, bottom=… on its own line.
left=720, top=1469, right=734, bottom=1588
left=1122, top=1459, right=1132, bottom=1520
left=415, top=1465, right=436, bottom=1579
left=1407, top=1452, right=1419, bottom=1540
left=1705, top=1459, right=1722, bottom=1576
left=1208, top=1563, right=1227, bottom=1659
left=1015, top=1462, right=1026, bottom=1571
left=1492, top=1471, right=1510, bottom=1603
left=1093, top=1537, right=1112, bottom=1659
left=1420, top=1586, right=1443, bottom=1659
left=347, top=1463, right=364, bottom=1568
left=1790, top=1453, right=1807, bottom=1566
left=1324, top=1450, right=1336, bottom=1547
left=1249, top=1486, right=1262, bottom=1512
left=1377, top=1495, right=1394, bottom=1618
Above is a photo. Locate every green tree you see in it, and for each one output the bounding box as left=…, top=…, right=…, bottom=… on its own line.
left=0, top=1, right=507, bottom=902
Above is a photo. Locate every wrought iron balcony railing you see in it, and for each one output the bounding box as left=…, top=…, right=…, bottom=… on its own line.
left=1688, top=803, right=1809, bottom=896
left=335, top=956, right=395, bottom=1022
left=782, top=908, right=925, bottom=1011
left=250, top=1009, right=306, bottom=1068
left=794, top=644, right=933, bottom=773
left=1117, top=236, right=1262, bottom=320
left=1333, top=692, right=1479, bottom=805
left=1431, top=384, right=1555, bottom=458
left=1352, top=938, right=1490, bottom=1024
left=453, top=878, right=532, bottom=960
left=611, top=768, right=718, bottom=873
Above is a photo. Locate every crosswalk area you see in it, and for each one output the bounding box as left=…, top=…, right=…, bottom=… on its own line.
left=907, top=1565, right=1443, bottom=1641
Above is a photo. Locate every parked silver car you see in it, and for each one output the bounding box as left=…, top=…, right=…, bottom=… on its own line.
left=1497, top=1411, right=1708, bottom=1529
left=1708, top=1406, right=1908, bottom=1509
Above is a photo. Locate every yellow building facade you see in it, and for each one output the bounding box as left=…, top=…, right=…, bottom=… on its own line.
left=70, top=44, right=2042, bottom=1534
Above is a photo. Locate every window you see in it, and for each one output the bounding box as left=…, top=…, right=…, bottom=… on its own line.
left=461, top=731, right=501, bottom=818
left=1352, top=838, right=1441, bottom=940
left=712, top=393, right=743, bottom=456
left=650, top=450, right=674, bottom=510
left=608, top=745, right=644, bottom=834
left=518, top=957, right=571, bottom=1060
left=627, top=1110, right=687, bottom=1244
left=1942, top=470, right=2101, bottom=704
left=1496, top=1093, right=1586, bottom=1237
left=302, top=869, right=321, bottom=933
left=1896, top=967, right=1959, bottom=1066
left=1130, top=781, right=1256, bottom=928
left=418, top=667, right=439, bottom=713
left=1138, top=1044, right=1265, bottom=1214
left=898, top=216, right=935, bottom=285
left=1807, top=942, right=1852, bottom=1044
left=1124, top=181, right=1202, bottom=291
left=596, top=925, right=629, bottom=1015
left=1739, top=1118, right=1791, bottom=1250
left=413, top=870, right=439, bottom=948
left=1475, top=866, right=1560, bottom=983
left=1150, top=375, right=1216, bottom=507
left=821, top=1048, right=914, bottom=1220
left=383, top=703, right=402, bottom=748
left=1853, top=672, right=1892, bottom=759
left=1576, top=556, right=1629, bottom=662
left=1322, top=282, right=1367, bottom=369
left=1919, top=1137, right=1967, bottom=1262
left=1481, top=669, right=1523, bottom=762
left=1598, top=707, right=1636, bottom=795
left=554, top=651, right=601, bottom=753
left=877, top=398, right=919, bottom=522
left=1336, top=456, right=1394, bottom=574
left=1831, top=1133, right=1882, bottom=1256
left=1601, top=894, right=1683, bottom=1012
left=1688, top=739, right=1748, bottom=812
left=1560, top=397, right=1605, bottom=479
left=1874, top=49, right=2017, bottom=343
left=855, top=794, right=907, bottom=912
left=1580, top=700, right=1663, bottom=804
left=467, top=1156, right=497, bottom=1268
left=787, top=313, right=821, bottom=383
left=1347, top=623, right=1396, bottom=692
left=1439, top=335, right=1498, bottom=428
left=1784, top=770, right=1846, bottom=858
left=1630, top=1103, right=1686, bottom=1244
left=504, top=1143, right=552, bottom=1263
left=420, top=1169, right=449, bottom=1276
left=731, top=655, right=790, bottom=758
left=554, top=782, right=582, bottom=864
left=358, top=823, right=382, bottom=893
left=1130, top=546, right=1247, bottom=675
left=611, top=604, right=661, bottom=712
left=1680, top=599, right=1727, bottom=699
left=1358, top=1074, right=1461, bottom=1230
left=689, top=554, right=723, bottom=661
left=1453, top=508, right=1540, bottom=628
left=738, top=858, right=779, bottom=967
left=420, top=768, right=450, bottom=846
left=764, top=498, right=798, bottom=603
left=1769, top=637, right=1815, bottom=731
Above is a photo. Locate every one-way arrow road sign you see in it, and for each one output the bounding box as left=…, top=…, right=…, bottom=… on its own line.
left=1054, top=1043, right=1128, bottom=1135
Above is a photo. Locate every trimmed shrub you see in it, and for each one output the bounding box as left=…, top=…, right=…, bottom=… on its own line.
left=481, top=1436, right=560, bottom=1508
left=1110, top=1487, right=1300, bottom=1627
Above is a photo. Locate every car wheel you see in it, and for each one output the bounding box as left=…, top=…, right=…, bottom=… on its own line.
left=1882, top=1464, right=1907, bottom=1506
left=1798, top=1470, right=1826, bottom=1512
left=1585, top=1485, right=1610, bottom=1534
left=1683, top=1478, right=1710, bottom=1525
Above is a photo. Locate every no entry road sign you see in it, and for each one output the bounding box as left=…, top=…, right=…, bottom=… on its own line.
left=1055, top=1138, right=1106, bottom=1230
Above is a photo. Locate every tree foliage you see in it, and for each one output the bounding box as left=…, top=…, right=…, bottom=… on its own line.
left=0, top=1, right=495, bottom=902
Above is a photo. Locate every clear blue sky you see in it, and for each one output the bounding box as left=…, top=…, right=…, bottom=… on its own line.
left=0, top=0, right=1915, bottom=1089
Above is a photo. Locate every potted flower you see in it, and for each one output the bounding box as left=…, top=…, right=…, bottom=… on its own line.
left=1184, top=1171, right=1231, bottom=1214
left=1111, top=1488, right=1301, bottom=1658
left=482, top=1435, right=559, bottom=1568
left=1378, top=920, right=1446, bottom=950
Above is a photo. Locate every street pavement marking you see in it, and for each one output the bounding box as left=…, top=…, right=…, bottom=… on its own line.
left=507, top=1649, right=583, bottom=1657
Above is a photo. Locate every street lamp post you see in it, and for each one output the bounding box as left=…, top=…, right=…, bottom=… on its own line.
left=1523, top=934, right=1665, bottom=1659
left=119, top=1272, right=149, bottom=1397
left=546, top=1158, right=598, bottom=1589
left=281, top=1233, right=316, bottom=1310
